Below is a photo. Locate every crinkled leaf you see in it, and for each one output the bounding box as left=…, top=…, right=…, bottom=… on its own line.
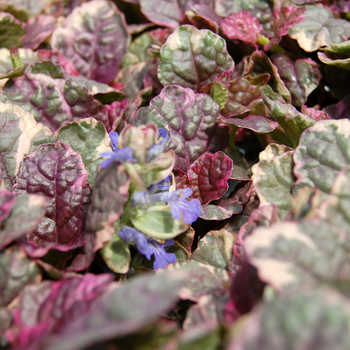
left=288, top=5, right=350, bottom=52
left=191, top=228, right=235, bottom=269
left=263, top=95, right=315, bottom=148
left=68, top=162, right=130, bottom=271
left=301, top=105, right=330, bottom=122
left=13, top=142, right=92, bottom=256
left=51, top=0, right=129, bottom=83
left=0, top=245, right=40, bottom=307
left=228, top=289, right=350, bottom=350
left=131, top=205, right=189, bottom=239
left=0, top=102, right=55, bottom=190
left=149, top=85, right=229, bottom=173
left=293, top=119, right=350, bottom=197
left=221, top=115, right=278, bottom=133
left=23, top=15, right=56, bottom=50
left=100, top=233, right=130, bottom=274
left=30, top=61, right=65, bottom=79
left=0, top=73, right=105, bottom=132
left=158, top=25, right=234, bottom=91
left=139, top=0, right=183, bottom=29
left=0, top=12, right=26, bottom=49
left=42, top=272, right=186, bottom=350
left=271, top=54, right=321, bottom=107
left=254, top=150, right=295, bottom=219
left=71, top=76, right=121, bottom=96
left=0, top=194, right=45, bottom=250
left=167, top=260, right=230, bottom=302
left=208, top=71, right=230, bottom=110
left=187, top=151, right=233, bottom=205
left=130, top=106, right=167, bottom=129
left=245, top=220, right=350, bottom=293
left=56, top=118, right=112, bottom=187
left=221, top=10, right=262, bottom=47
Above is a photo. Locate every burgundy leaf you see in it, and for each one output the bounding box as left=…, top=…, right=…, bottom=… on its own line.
left=0, top=188, right=15, bottom=226
left=13, top=142, right=92, bottom=257
left=149, top=85, right=229, bottom=173
left=23, top=15, right=56, bottom=50
left=221, top=10, right=263, bottom=47
left=66, top=162, right=130, bottom=271
left=187, top=151, right=233, bottom=205
left=98, top=99, right=128, bottom=133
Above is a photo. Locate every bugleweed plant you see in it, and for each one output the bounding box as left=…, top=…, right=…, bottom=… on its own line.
left=2, top=0, right=350, bottom=349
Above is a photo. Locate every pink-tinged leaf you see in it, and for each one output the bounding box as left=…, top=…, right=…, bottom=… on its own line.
left=0, top=194, right=46, bottom=250
left=221, top=115, right=278, bottom=133
left=221, top=10, right=263, bottom=47
left=51, top=0, right=129, bottom=83
left=66, top=162, right=130, bottom=271
left=323, top=94, right=350, bottom=120
left=13, top=142, right=92, bottom=257
left=139, top=0, right=183, bottom=29
left=149, top=85, right=229, bottom=173
left=187, top=152, right=233, bottom=205
left=0, top=188, right=15, bottom=226
left=23, top=15, right=56, bottom=50
left=0, top=74, right=105, bottom=132
left=187, top=4, right=222, bottom=33
left=301, top=105, right=330, bottom=121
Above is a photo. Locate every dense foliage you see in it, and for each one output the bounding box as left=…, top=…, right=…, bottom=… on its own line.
left=1, top=0, right=350, bottom=349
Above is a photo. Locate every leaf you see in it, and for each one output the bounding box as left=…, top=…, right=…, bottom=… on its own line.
left=187, top=152, right=233, bottom=205
left=0, top=245, right=40, bottom=307
left=221, top=115, right=278, bottom=133
left=56, top=118, right=112, bottom=187
left=130, top=106, right=167, bottom=129
left=30, top=61, right=65, bottom=79
left=0, top=0, right=44, bottom=19
left=100, top=233, right=131, bottom=274
left=0, top=188, right=15, bottom=226
left=263, top=95, right=315, bottom=148
left=228, top=289, right=350, bottom=350
left=0, top=73, right=105, bottom=132
left=191, top=228, right=235, bottom=269
left=42, top=271, right=186, bottom=350
left=288, top=5, right=350, bottom=52
left=51, top=0, right=129, bottom=83
left=131, top=205, right=189, bottom=239
left=167, top=260, right=230, bottom=302
left=271, top=54, right=321, bottom=107
left=23, top=15, right=56, bottom=50
left=0, top=194, right=45, bottom=250
left=0, top=102, right=55, bottom=190
left=245, top=220, right=350, bottom=293
left=293, top=119, right=350, bottom=197
left=67, top=162, right=130, bottom=271
left=149, top=85, right=229, bottom=173
left=158, top=25, right=234, bottom=91
left=13, top=142, right=92, bottom=257
left=254, top=149, right=295, bottom=219
left=0, top=12, right=26, bottom=49
left=139, top=0, right=183, bottom=29
left=318, top=40, right=350, bottom=71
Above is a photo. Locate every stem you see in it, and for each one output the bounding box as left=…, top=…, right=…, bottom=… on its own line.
left=10, top=47, right=22, bottom=69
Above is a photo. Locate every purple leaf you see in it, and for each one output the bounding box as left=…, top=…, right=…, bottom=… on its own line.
left=51, top=0, right=129, bottom=83
left=221, top=115, right=278, bottom=133
left=66, top=162, right=130, bottom=271
left=323, top=94, right=350, bottom=120
left=0, top=188, right=15, bottom=226
left=187, top=4, right=222, bottom=33
left=0, top=73, right=105, bottom=132
left=23, top=15, right=56, bottom=50
left=221, top=10, right=263, bottom=47
left=13, top=142, right=92, bottom=257
left=187, top=152, right=233, bottom=205
left=149, top=85, right=229, bottom=173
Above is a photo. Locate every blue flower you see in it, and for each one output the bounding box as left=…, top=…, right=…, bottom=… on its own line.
left=118, top=226, right=176, bottom=270
left=148, top=175, right=172, bottom=193
left=145, top=128, right=169, bottom=162
left=100, top=132, right=137, bottom=168
left=131, top=188, right=201, bottom=225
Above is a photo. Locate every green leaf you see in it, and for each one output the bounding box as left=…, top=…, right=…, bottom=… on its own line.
left=318, top=40, right=350, bottom=71
left=245, top=220, right=350, bottom=293
left=211, top=77, right=229, bottom=110
left=30, top=61, right=65, bottom=78
left=56, top=117, right=112, bottom=187
left=0, top=12, right=26, bottom=49
left=293, top=119, right=350, bottom=198
left=158, top=25, right=234, bottom=91
left=263, top=95, right=315, bottom=148
left=100, top=233, right=131, bottom=274
left=131, top=205, right=189, bottom=239
left=191, top=228, right=235, bottom=269
left=253, top=147, right=295, bottom=219
left=0, top=102, right=55, bottom=190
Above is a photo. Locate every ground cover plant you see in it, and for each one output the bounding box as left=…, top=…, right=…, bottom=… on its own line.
left=2, top=0, right=350, bottom=349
